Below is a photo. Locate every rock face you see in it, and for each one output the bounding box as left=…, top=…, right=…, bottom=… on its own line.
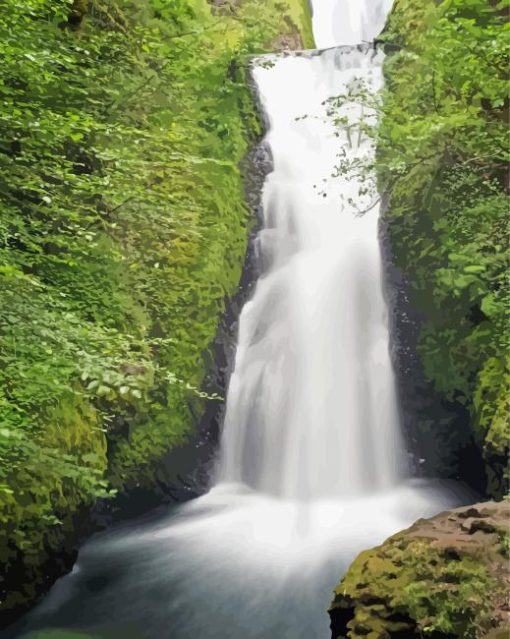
left=269, top=31, right=304, bottom=51
left=329, top=501, right=510, bottom=639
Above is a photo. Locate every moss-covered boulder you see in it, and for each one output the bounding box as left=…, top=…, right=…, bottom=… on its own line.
left=329, top=501, right=510, bottom=639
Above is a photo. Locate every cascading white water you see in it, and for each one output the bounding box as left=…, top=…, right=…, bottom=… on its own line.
left=219, top=43, right=402, bottom=499
left=312, top=0, right=394, bottom=48
left=11, top=3, right=469, bottom=639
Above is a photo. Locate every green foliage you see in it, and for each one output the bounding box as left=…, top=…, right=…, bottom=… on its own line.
left=333, top=537, right=498, bottom=638
left=0, top=0, right=312, bottom=613
left=331, top=503, right=510, bottom=639
left=473, top=356, right=510, bottom=496
left=377, top=0, right=509, bottom=494
left=403, top=548, right=493, bottom=637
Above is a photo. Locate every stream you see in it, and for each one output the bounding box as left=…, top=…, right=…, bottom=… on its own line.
left=7, top=2, right=469, bottom=638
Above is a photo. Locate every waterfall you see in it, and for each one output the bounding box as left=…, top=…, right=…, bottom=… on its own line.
left=312, top=0, right=394, bottom=48
left=11, top=3, right=468, bottom=639
left=219, top=43, right=402, bottom=499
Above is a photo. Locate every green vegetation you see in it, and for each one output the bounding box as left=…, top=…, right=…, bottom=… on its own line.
left=334, top=543, right=495, bottom=638
left=327, top=0, right=508, bottom=496
left=378, top=0, right=508, bottom=495
left=0, top=0, right=312, bottom=615
left=330, top=502, right=510, bottom=639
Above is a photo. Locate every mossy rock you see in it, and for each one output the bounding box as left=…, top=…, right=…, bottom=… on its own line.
left=330, top=501, right=510, bottom=639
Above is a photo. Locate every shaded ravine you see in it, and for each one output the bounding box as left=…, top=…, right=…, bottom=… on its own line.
left=5, top=2, right=472, bottom=638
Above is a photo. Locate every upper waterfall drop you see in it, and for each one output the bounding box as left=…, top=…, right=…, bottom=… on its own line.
left=312, top=0, right=394, bottom=49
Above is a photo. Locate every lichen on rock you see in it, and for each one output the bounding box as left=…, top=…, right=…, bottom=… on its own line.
left=329, top=501, right=510, bottom=639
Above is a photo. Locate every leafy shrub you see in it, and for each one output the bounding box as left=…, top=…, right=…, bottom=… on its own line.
left=0, top=0, right=312, bottom=613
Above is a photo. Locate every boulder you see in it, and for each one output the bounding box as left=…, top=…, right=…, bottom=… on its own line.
left=329, top=501, right=510, bottom=639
